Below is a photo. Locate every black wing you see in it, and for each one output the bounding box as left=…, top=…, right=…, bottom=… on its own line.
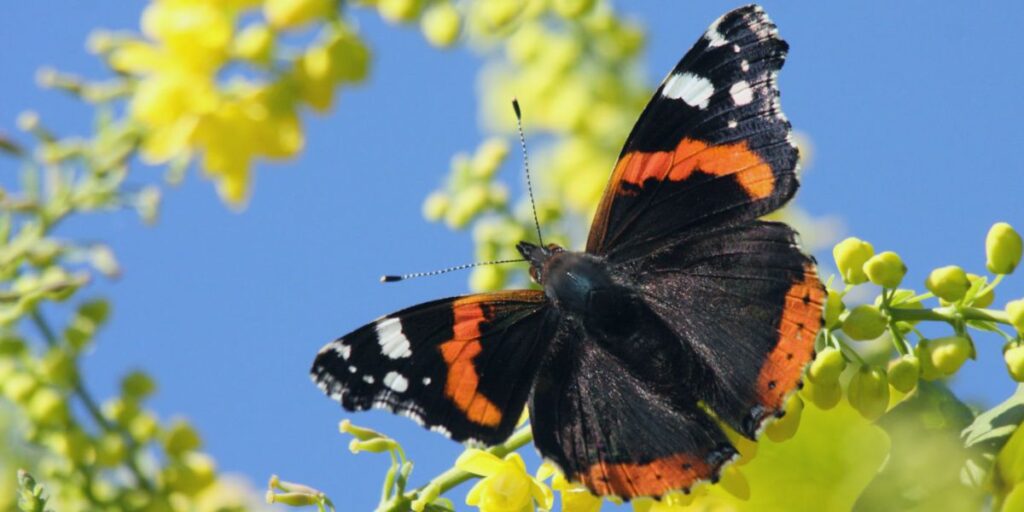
left=312, top=291, right=556, bottom=445
left=530, top=311, right=736, bottom=499
left=587, top=5, right=798, bottom=261
left=629, top=221, right=824, bottom=437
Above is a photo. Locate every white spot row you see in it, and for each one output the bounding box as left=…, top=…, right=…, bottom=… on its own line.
left=376, top=317, right=412, bottom=359
left=662, top=72, right=714, bottom=109
left=384, top=371, right=409, bottom=393
left=729, top=80, right=754, bottom=106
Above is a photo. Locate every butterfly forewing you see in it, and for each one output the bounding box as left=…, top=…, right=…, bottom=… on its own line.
left=587, top=5, right=799, bottom=261
left=311, top=290, right=555, bottom=444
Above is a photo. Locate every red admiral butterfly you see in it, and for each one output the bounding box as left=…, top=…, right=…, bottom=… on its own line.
left=313, top=4, right=824, bottom=499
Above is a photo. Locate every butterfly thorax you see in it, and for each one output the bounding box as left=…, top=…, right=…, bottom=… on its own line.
left=518, top=241, right=638, bottom=335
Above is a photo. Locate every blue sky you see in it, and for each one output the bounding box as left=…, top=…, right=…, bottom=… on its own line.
left=1, top=1, right=1022, bottom=510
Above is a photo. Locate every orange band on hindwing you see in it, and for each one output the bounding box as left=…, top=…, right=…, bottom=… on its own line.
left=756, top=264, right=825, bottom=409
left=438, top=299, right=503, bottom=427
left=579, top=453, right=713, bottom=498
left=616, top=138, right=775, bottom=200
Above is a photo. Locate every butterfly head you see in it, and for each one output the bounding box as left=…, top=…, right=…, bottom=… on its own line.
left=516, top=241, right=565, bottom=284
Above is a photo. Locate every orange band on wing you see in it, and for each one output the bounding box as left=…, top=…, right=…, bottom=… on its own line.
left=616, top=138, right=775, bottom=200
left=756, top=264, right=825, bottom=408
left=438, top=300, right=503, bottom=427
left=579, top=453, right=713, bottom=498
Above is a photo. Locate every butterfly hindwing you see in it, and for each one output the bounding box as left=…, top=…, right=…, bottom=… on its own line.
left=311, top=291, right=556, bottom=444
left=530, top=315, right=736, bottom=499
left=588, top=5, right=798, bottom=260
left=629, top=221, right=824, bottom=437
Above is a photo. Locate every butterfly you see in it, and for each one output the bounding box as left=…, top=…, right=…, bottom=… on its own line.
left=312, top=4, right=824, bottom=499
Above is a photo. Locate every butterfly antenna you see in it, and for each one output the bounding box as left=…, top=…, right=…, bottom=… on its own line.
left=513, top=99, right=544, bottom=246
left=381, top=258, right=526, bottom=283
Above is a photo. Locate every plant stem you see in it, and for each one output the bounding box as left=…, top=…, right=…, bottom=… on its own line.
left=380, top=426, right=535, bottom=512
left=29, top=308, right=156, bottom=493
left=890, top=306, right=1009, bottom=326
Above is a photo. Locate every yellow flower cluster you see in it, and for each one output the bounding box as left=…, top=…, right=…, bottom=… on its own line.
left=96, top=0, right=369, bottom=206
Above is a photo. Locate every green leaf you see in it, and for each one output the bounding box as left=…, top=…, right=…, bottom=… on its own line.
left=961, top=384, right=1024, bottom=487
left=854, top=381, right=983, bottom=511
left=693, top=399, right=890, bottom=511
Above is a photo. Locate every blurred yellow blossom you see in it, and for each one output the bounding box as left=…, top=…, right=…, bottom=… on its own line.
left=457, top=449, right=553, bottom=512
left=537, top=462, right=602, bottom=512
left=264, top=0, right=332, bottom=30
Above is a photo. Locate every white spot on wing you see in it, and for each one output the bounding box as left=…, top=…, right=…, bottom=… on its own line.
left=728, top=120, right=738, bottom=129
left=704, top=17, right=727, bottom=48
left=741, top=59, right=750, bottom=72
left=362, top=375, right=374, bottom=384
left=376, top=318, right=412, bottom=359
left=384, top=372, right=409, bottom=393
left=422, top=377, right=432, bottom=386
left=662, top=72, right=714, bottom=109
left=348, top=365, right=357, bottom=373
left=332, top=342, right=351, bottom=360
left=730, top=81, right=754, bottom=106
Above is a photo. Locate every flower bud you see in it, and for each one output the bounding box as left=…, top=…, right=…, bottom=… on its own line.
left=3, top=373, right=38, bottom=404
left=925, top=265, right=970, bottom=303
left=764, top=394, right=803, bottom=442
left=553, top=0, right=597, bottom=18
left=833, top=237, right=874, bottom=285
left=887, top=355, right=920, bottom=393
left=264, top=0, right=332, bottom=30
left=807, top=346, right=846, bottom=386
left=471, top=139, right=509, bottom=179
left=848, top=366, right=889, bottom=421
left=163, top=420, right=202, bottom=456
left=349, top=437, right=399, bottom=454
left=234, top=24, right=274, bottom=64
left=54, top=429, right=95, bottom=466
left=339, top=419, right=384, bottom=441
left=267, top=491, right=321, bottom=506
left=916, top=341, right=944, bottom=381
left=1007, top=299, right=1024, bottom=334
left=986, top=222, right=1022, bottom=274
left=96, top=433, right=127, bottom=466
left=863, top=251, right=906, bottom=289
left=121, top=370, right=156, bottom=401
left=842, top=305, right=887, bottom=341
left=165, top=453, right=216, bottom=495
left=422, top=191, right=449, bottom=221
left=421, top=2, right=461, bottom=48
left=824, top=290, right=844, bottom=329
left=802, top=378, right=841, bottom=410
left=129, top=412, right=159, bottom=442
left=27, top=387, right=70, bottom=426
left=967, top=274, right=994, bottom=308
left=1004, top=344, right=1024, bottom=382
left=40, top=349, right=77, bottom=388
left=378, top=0, right=423, bottom=23
left=928, top=336, right=971, bottom=375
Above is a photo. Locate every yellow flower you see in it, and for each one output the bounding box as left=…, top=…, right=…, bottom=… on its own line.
left=141, top=0, right=234, bottom=73
left=457, top=449, right=553, bottom=512
left=537, top=462, right=601, bottom=512
left=132, top=71, right=217, bottom=163
left=192, top=82, right=303, bottom=205
left=264, top=0, right=333, bottom=30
